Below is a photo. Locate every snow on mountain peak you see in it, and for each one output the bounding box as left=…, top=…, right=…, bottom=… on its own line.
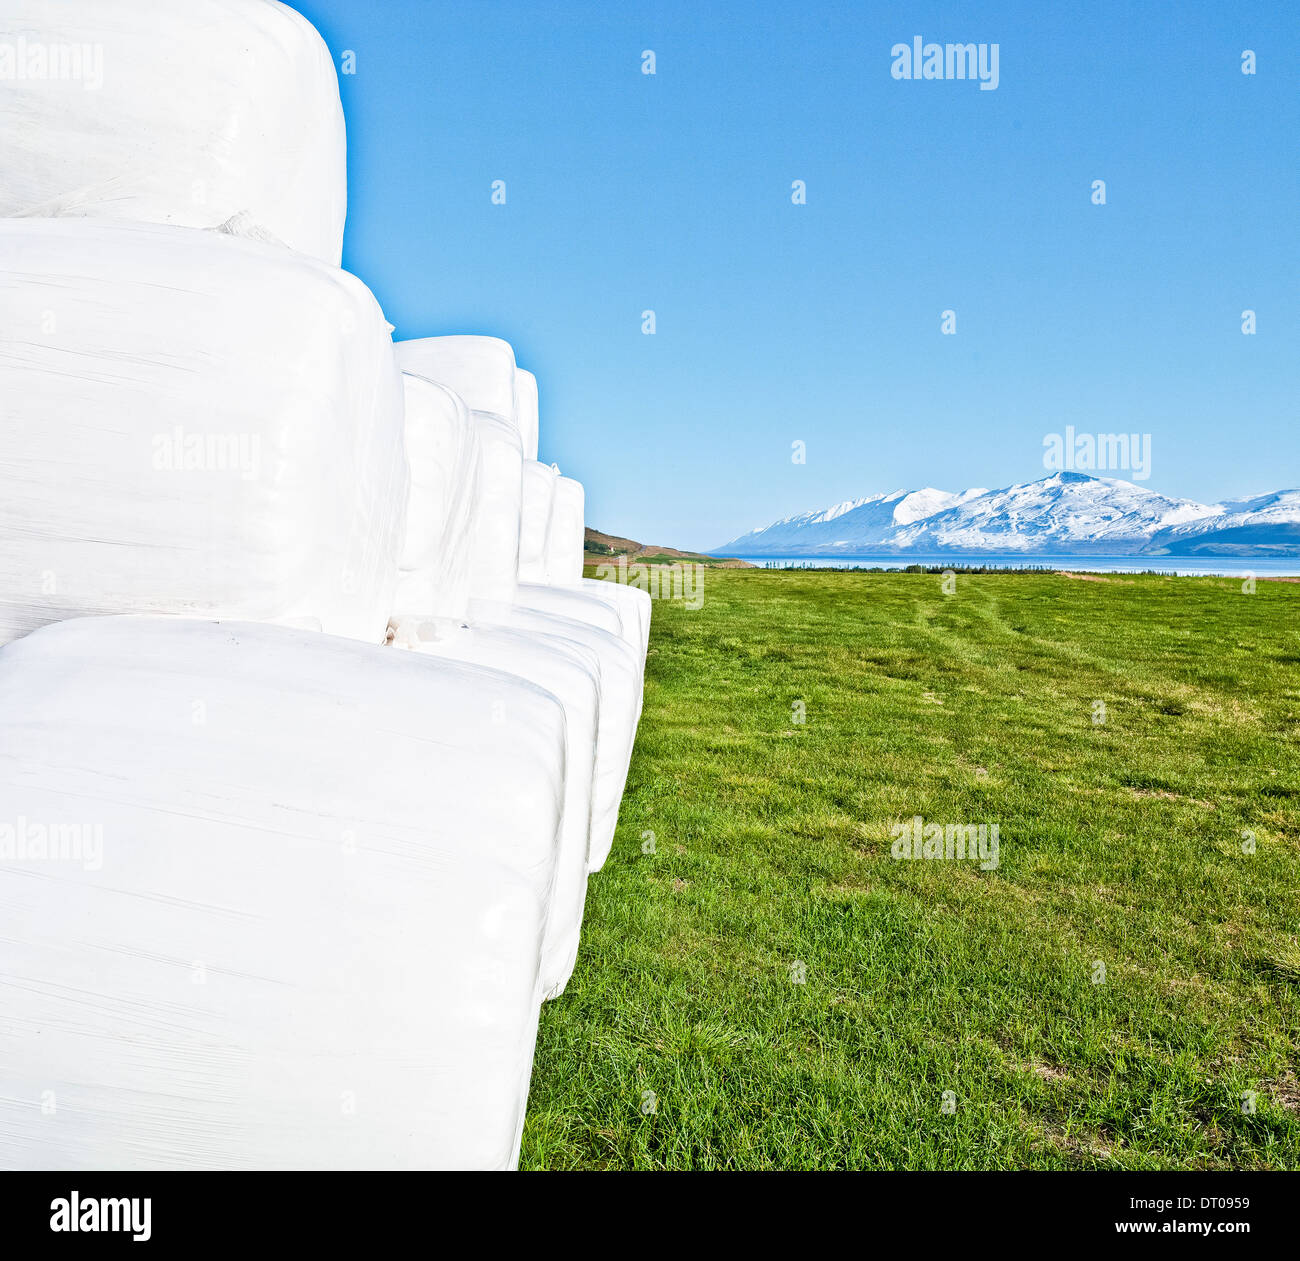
left=892, top=487, right=987, bottom=525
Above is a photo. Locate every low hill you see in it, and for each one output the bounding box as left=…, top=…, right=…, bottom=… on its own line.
left=585, top=527, right=753, bottom=568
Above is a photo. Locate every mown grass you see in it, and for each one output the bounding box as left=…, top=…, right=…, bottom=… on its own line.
left=521, top=569, right=1300, bottom=1169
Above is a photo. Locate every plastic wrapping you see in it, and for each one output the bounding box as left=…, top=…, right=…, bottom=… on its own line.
left=473, top=600, right=641, bottom=871
left=547, top=476, right=587, bottom=585
left=553, top=580, right=646, bottom=720
left=390, top=406, right=600, bottom=968
left=519, top=461, right=559, bottom=584
left=582, top=578, right=652, bottom=668
left=0, top=0, right=347, bottom=264
left=396, top=336, right=518, bottom=426
left=404, top=620, right=599, bottom=996
left=0, top=616, right=565, bottom=1171
left=514, top=582, right=622, bottom=637
left=517, top=369, right=540, bottom=462
left=0, top=219, right=407, bottom=646
left=465, top=413, right=524, bottom=605
left=394, top=374, right=479, bottom=622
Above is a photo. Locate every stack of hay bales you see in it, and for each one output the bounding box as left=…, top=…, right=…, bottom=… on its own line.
left=0, top=0, right=646, bottom=1170
left=394, top=338, right=647, bottom=876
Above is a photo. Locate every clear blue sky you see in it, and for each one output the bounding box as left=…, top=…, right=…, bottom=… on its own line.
left=292, top=0, right=1298, bottom=550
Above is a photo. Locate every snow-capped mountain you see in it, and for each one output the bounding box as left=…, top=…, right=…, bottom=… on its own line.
left=723, top=487, right=988, bottom=553
left=717, top=473, right=1300, bottom=556
left=1149, top=489, right=1300, bottom=555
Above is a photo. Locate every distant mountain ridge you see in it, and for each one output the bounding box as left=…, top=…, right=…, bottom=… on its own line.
left=717, top=473, right=1300, bottom=557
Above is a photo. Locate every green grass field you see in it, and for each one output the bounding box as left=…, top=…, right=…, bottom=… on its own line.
left=521, top=569, right=1300, bottom=1170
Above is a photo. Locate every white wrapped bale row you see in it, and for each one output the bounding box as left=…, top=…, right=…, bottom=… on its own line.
left=394, top=374, right=480, bottom=622
left=404, top=619, right=599, bottom=996
left=392, top=370, right=631, bottom=960
left=394, top=332, right=645, bottom=871
left=0, top=0, right=347, bottom=264
left=515, top=453, right=651, bottom=798
left=0, top=219, right=407, bottom=647
left=474, top=600, right=640, bottom=872
left=519, top=461, right=558, bottom=584
left=518, top=462, right=649, bottom=848
left=0, top=616, right=565, bottom=1171
left=397, top=336, right=518, bottom=428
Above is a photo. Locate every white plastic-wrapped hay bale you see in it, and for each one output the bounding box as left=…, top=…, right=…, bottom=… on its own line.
left=0, top=616, right=565, bottom=1171
left=519, top=461, right=558, bottom=585
left=0, top=0, right=347, bottom=264
left=466, top=413, right=524, bottom=605
left=516, top=369, right=540, bottom=462
left=395, top=336, right=527, bottom=606
left=546, top=476, right=587, bottom=585
left=394, top=374, right=480, bottom=622
left=0, top=219, right=406, bottom=646
left=403, top=619, right=599, bottom=996
left=396, top=336, right=518, bottom=426
left=473, top=600, right=640, bottom=872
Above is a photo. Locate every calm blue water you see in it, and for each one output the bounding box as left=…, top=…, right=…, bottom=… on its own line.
left=729, top=554, right=1300, bottom=577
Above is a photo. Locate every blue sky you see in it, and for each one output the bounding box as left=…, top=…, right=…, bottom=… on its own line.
left=293, top=0, right=1299, bottom=551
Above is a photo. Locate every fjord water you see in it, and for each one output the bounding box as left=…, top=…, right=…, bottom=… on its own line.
left=732, top=554, right=1300, bottom=577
